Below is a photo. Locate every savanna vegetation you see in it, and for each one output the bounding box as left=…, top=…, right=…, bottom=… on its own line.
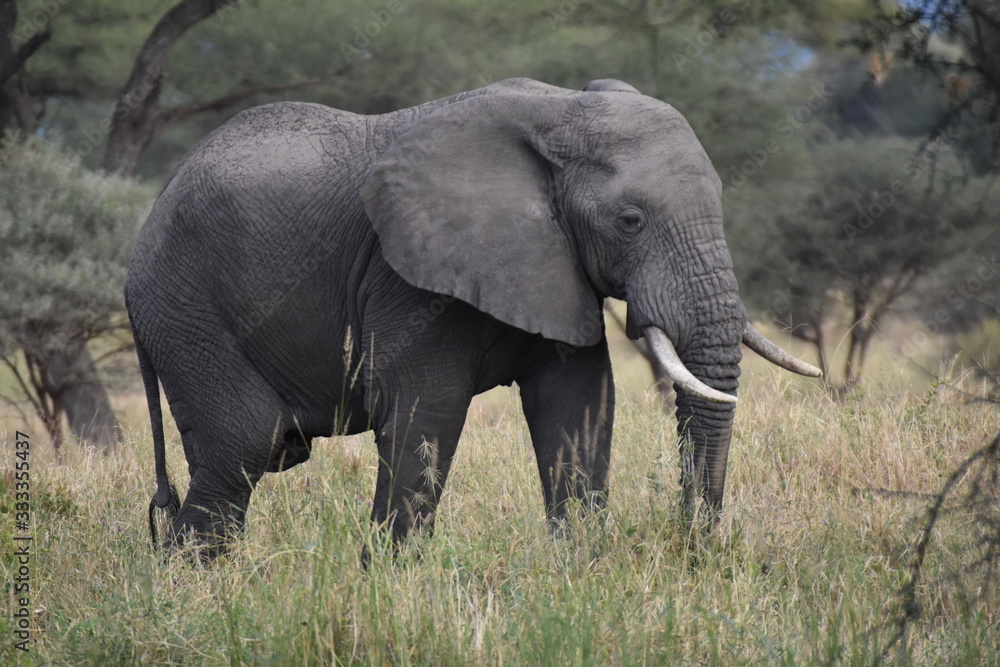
left=1, top=0, right=998, bottom=663
left=1, top=363, right=998, bottom=664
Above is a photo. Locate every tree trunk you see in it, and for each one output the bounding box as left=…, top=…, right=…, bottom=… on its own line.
left=843, top=297, right=873, bottom=392
left=38, top=392, right=65, bottom=453
left=0, top=0, right=50, bottom=137
left=23, top=350, right=67, bottom=452
left=811, top=317, right=830, bottom=389
left=0, top=0, right=112, bottom=451
left=843, top=325, right=873, bottom=393
left=44, top=341, right=122, bottom=450
left=3, top=1, right=243, bottom=448
left=787, top=312, right=829, bottom=389
left=104, top=0, right=238, bottom=176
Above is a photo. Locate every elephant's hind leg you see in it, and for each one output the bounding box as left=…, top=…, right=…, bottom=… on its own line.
left=172, top=464, right=256, bottom=558
left=160, top=346, right=292, bottom=558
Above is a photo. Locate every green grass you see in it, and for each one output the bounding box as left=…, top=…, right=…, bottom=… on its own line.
left=2, top=367, right=998, bottom=665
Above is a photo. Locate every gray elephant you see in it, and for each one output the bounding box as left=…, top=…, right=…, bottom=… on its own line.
left=126, top=77, right=819, bottom=557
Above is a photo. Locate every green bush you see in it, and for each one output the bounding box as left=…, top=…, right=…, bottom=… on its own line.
left=0, top=136, right=153, bottom=362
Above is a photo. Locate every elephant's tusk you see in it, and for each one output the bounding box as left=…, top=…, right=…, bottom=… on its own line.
left=742, top=322, right=823, bottom=377
left=644, top=327, right=738, bottom=404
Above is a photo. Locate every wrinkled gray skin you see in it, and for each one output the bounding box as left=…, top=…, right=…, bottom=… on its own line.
left=126, top=78, right=744, bottom=556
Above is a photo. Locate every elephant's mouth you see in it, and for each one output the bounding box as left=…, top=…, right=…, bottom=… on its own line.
left=644, top=322, right=822, bottom=403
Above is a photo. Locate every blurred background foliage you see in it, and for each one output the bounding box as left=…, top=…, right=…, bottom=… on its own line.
left=0, top=135, right=152, bottom=448
left=0, top=0, right=998, bottom=444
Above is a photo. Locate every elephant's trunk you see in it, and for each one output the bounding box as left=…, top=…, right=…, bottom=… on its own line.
left=643, top=326, right=738, bottom=514
left=675, top=382, right=737, bottom=518
left=637, top=315, right=741, bottom=519
left=669, top=321, right=741, bottom=521
left=628, top=218, right=744, bottom=520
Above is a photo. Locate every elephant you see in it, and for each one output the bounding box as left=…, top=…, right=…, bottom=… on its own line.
left=125, top=77, right=820, bottom=557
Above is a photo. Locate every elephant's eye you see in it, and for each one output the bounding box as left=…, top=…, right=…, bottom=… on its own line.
left=617, top=212, right=643, bottom=233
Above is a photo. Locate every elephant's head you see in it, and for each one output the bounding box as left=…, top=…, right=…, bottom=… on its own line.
left=362, top=78, right=819, bottom=520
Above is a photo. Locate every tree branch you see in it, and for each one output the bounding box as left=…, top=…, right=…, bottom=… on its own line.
left=0, top=353, right=44, bottom=423
left=0, top=21, right=51, bottom=86
left=90, top=341, right=137, bottom=366
left=883, top=432, right=1000, bottom=658
left=869, top=269, right=913, bottom=325
left=105, top=0, right=241, bottom=175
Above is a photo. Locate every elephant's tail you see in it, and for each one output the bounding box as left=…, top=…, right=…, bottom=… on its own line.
left=135, top=332, right=180, bottom=547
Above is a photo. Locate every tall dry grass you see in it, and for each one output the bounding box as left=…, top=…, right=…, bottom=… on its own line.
left=1, top=364, right=997, bottom=664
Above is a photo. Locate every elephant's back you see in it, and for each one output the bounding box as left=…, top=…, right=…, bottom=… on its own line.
left=130, top=101, right=373, bottom=301
left=177, top=102, right=366, bottom=186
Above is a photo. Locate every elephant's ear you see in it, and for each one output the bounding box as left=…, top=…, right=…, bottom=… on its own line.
left=361, top=93, right=603, bottom=346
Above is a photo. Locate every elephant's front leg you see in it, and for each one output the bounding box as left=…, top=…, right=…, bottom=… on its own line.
left=518, top=335, right=615, bottom=523
left=369, top=391, right=471, bottom=546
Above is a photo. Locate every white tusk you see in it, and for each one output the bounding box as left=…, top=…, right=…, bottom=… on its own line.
left=644, top=327, right=737, bottom=404
left=742, top=322, right=823, bottom=377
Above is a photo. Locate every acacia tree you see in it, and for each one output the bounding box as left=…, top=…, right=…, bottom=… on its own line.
left=0, top=138, right=151, bottom=449
left=532, top=0, right=864, bottom=400
left=0, top=1, right=227, bottom=447
left=734, top=136, right=991, bottom=391
left=0, top=0, right=130, bottom=447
